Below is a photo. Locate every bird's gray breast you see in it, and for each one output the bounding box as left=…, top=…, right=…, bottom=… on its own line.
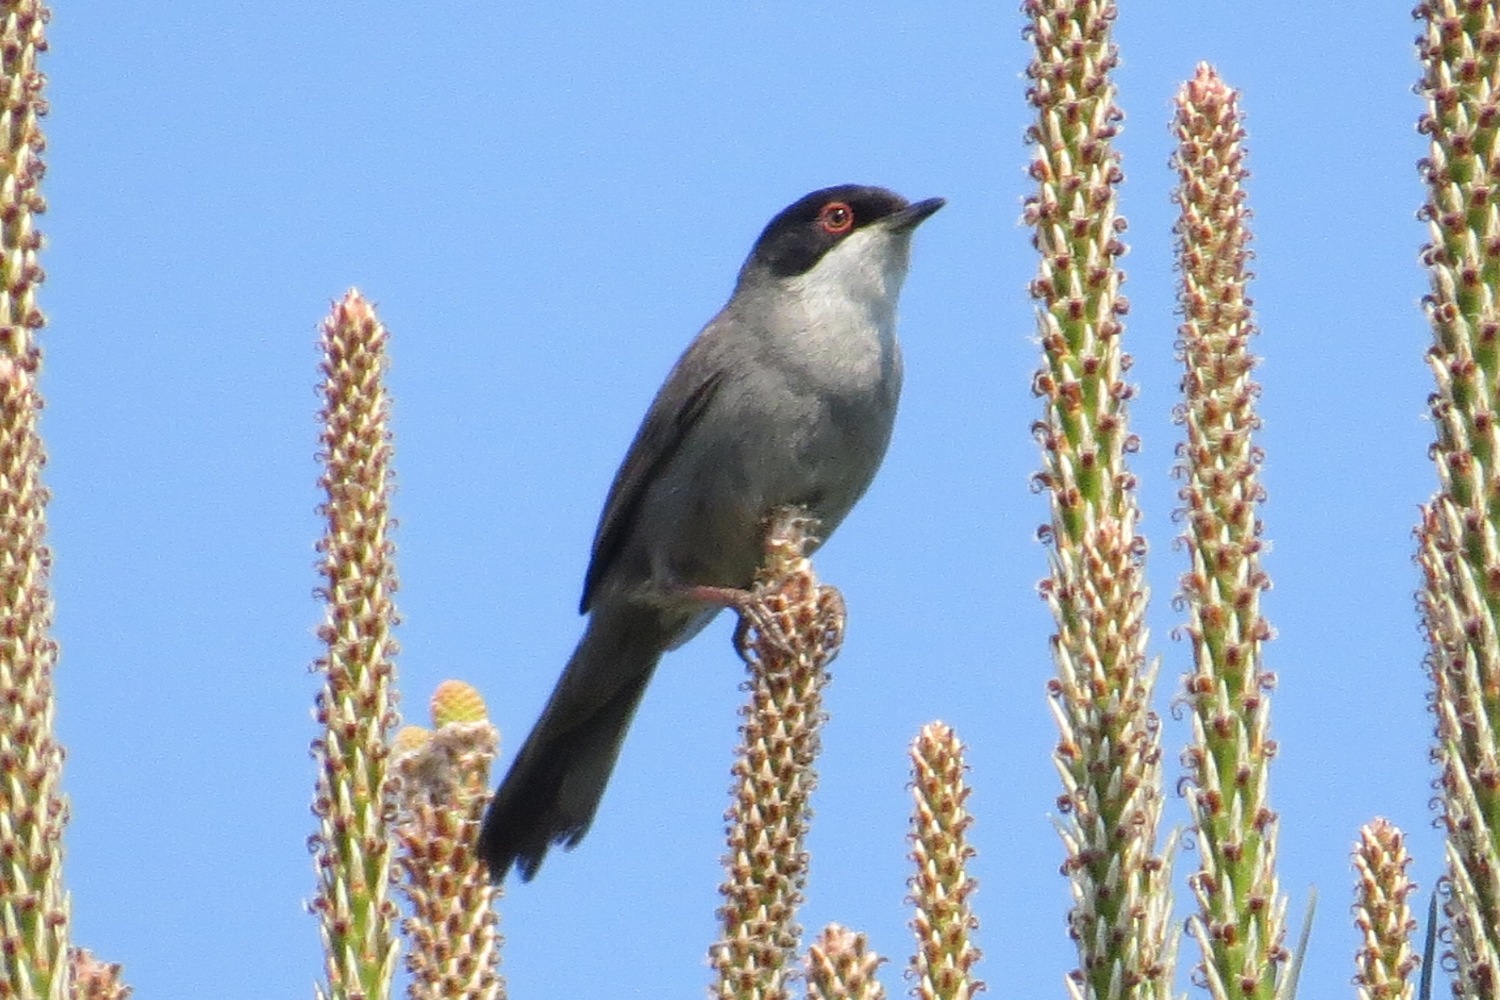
left=645, top=306, right=900, bottom=593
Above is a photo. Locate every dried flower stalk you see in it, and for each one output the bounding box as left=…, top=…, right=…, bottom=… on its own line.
left=711, top=510, right=844, bottom=1000
left=310, top=290, right=402, bottom=1000
left=908, top=722, right=982, bottom=1000
left=804, top=925, right=886, bottom=1000
left=0, top=4, right=71, bottom=998
left=68, top=949, right=131, bottom=1000
left=1413, top=3, right=1500, bottom=996
left=1170, top=64, right=1287, bottom=1000
left=1352, top=820, right=1419, bottom=1000
left=392, top=681, right=504, bottom=1000
left=1021, top=2, right=1172, bottom=997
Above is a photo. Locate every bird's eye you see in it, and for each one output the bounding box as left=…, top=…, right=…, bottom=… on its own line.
left=818, top=201, right=853, bottom=235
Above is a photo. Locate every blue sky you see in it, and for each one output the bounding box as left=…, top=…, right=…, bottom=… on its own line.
left=43, top=3, right=1433, bottom=997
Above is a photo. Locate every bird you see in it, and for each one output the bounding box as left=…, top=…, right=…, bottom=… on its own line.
left=478, top=184, right=944, bottom=883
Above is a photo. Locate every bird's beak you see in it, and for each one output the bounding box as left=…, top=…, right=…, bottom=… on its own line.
left=884, top=196, right=946, bottom=232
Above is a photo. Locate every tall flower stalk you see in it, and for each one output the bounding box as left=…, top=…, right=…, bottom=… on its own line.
left=1170, top=64, right=1287, bottom=1000
left=0, top=0, right=45, bottom=371
left=1413, top=3, right=1500, bottom=995
left=1021, top=2, right=1172, bottom=997
left=0, top=3, right=71, bottom=997
left=710, top=511, right=844, bottom=1000
left=310, top=290, right=402, bottom=1000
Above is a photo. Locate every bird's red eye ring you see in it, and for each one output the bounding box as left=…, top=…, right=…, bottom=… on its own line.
left=818, top=201, right=853, bottom=235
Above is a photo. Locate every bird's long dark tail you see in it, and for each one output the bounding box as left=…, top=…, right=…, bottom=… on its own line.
left=478, top=604, right=670, bottom=883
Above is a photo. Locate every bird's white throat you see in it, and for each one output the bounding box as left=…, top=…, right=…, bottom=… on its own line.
left=783, top=225, right=911, bottom=362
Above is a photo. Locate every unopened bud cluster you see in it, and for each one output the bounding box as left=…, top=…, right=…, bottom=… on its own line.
left=1352, top=820, right=1419, bottom=1000
left=908, top=723, right=982, bottom=1000
left=805, top=925, right=886, bottom=1000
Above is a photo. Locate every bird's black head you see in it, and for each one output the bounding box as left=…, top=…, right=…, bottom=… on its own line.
left=743, top=184, right=945, bottom=279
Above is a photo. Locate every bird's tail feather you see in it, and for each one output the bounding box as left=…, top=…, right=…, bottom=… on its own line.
left=478, top=605, right=668, bottom=883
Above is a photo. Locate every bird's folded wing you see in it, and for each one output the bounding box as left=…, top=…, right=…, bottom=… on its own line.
left=579, top=362, right=728, bottom=612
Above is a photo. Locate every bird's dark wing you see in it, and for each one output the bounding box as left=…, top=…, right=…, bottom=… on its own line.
left=580, top=361, right=728, bottom=613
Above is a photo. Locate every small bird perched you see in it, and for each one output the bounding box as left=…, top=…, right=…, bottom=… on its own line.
left=478, top=184, right=944, bottom=883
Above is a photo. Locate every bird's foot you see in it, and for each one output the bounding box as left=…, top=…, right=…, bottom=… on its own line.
left=664, top=581, right=791, bottom=657
left=672, top=583, right=755, bottom=610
